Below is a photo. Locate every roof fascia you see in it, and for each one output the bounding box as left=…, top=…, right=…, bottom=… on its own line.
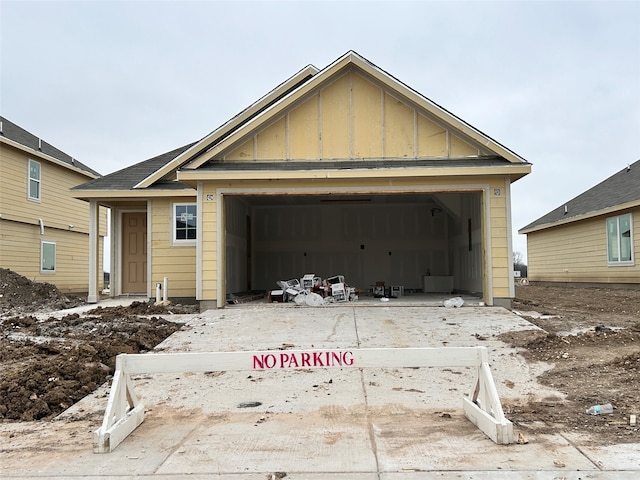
left=71, top=187, right=195, bottom=201
left=133, top=64, right=320, bottom=189
left=519, top=199, right=640, bottom=234
left=177, top=163, right=531, bottom=182
left=1, top=136, right=99, bottom=179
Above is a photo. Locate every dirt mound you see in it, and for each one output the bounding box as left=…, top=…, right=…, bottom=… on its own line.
left=0, top=269, right=192, bottom=421
left=84, top=300, right=194, bottom=317
left=0, top=268, right=85, bottom=316
left=0, top=309, right=184, bottom=421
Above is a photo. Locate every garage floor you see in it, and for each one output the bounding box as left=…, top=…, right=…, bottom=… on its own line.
left=1, top=301, right=639, bottom=479
left=240, top=291, right=484, bottom=307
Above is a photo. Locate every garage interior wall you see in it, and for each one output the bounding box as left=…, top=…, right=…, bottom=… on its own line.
left=450, top=193, right=483, bottom=294
left=225, top=197, right=251, bottom=294
left=224, top=193, right=483, bottom=296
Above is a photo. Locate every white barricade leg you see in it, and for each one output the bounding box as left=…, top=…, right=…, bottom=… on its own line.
left=93, top=358, right=145, bottom=453
left=462, top=350, right=513, bottom=444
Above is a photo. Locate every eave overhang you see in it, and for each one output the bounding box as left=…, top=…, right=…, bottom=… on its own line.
left=519, top=199, right=640, bottom=235
left=177, top=162, right=531, bottom=185
left=1, top=136, right=99, bottom=179
left=71, top=187, right=196, bottom=202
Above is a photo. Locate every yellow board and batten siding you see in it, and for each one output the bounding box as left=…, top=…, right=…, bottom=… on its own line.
left=1, top=143, right=106, bottom=292
left=321, top=73, right=351, bottom=159
left=289, top=97, right=320, bottom=159
left=417, top=114, right=447, bottom=157
left=527, top=210, right=640, bottom=283
left=225, top=70, right=481, bottom=162
left=353, top=75, right=382, bottom=158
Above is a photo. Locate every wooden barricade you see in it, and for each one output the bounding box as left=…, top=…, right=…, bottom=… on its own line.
left=94, top=346, right=513, bottom=453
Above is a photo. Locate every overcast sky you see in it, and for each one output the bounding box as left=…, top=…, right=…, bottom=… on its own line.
left=2, top=0, right=639, bottom=262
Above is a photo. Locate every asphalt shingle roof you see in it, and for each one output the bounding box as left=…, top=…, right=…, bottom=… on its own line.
left=72, top=143, right=196, bottom=191
left=0, top=116, right=100, bottom=177
left=520, top=159, right=640, bottom=232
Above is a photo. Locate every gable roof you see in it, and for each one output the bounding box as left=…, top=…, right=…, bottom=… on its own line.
left=0, top=116, right=100, bottom=178
left=179, top=51, right=528, bottom=172
left=73, top=51, right=531, bottom=196
left=519, top=159, right=640, bottom=234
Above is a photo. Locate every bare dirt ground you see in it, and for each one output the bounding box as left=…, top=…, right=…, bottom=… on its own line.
left=505, top=283, right=640, bottom=445
left=1, top=268, right=639, bottom=446
left=0, top=268, right=194, bottom=422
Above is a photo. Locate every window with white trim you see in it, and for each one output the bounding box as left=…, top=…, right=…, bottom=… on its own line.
left=173, top=203, right=197, bottom=242
left=607, top=213, right=633, bottom=265
left=41, top=241, right=56, bottom=272
left=28, top=159, right=41, bottom=201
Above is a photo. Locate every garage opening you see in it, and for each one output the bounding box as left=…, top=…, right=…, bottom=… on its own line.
left=224, top=192, right=483, bottom=300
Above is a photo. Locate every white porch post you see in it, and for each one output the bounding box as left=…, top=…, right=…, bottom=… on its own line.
left=87, top=200, right=99, bottom=303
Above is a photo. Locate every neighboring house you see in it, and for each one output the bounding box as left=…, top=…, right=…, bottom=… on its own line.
left=519, top=160, right=639, bottom=286
left=0, top=116, right=107, bottom=293
left=72, top=51, right=531, bottom=308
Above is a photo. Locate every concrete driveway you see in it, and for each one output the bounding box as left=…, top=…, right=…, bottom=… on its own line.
left=1, top=301, right=639, bottom=479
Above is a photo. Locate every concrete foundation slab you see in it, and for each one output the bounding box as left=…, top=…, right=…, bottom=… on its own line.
left=155, top=411, right=376, bottom=474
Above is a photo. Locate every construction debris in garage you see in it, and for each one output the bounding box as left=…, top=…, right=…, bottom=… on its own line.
left=269, top=274, right=358, bottom=306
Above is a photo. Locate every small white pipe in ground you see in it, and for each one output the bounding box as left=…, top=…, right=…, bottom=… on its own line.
left=163, top=277, right=168, bottom=302
left=155, top=283, right=162, bottom=303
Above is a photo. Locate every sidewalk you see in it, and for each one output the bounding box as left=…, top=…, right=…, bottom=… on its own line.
left=1, top=302, right=639, bottom=478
